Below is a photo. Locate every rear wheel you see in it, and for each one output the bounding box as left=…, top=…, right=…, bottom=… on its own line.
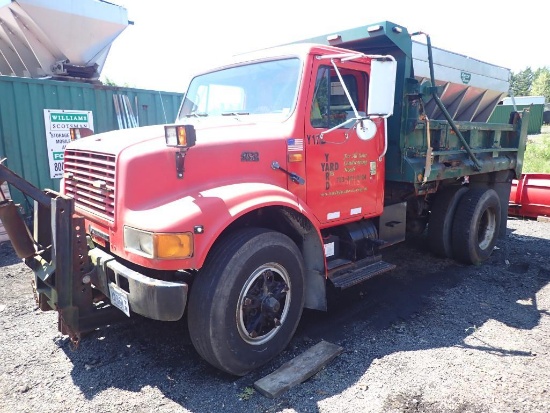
left=427, top=186, right=469, bottom=258
left=187, top=228, right=305, bottom=376
left=451, top=188, right=501, bottom=265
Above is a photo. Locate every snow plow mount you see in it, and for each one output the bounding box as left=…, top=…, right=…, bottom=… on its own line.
left=0, top=163, right=125, bottom=342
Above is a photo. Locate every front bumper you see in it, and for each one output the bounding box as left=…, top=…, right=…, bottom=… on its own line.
left=90, top=248, right=188, bottom=321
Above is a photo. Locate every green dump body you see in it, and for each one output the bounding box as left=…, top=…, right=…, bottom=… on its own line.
left=294, top=21, right=529, bottom=192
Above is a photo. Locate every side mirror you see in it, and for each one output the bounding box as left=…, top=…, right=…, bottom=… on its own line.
left=368, top=59, right=397, bottom=117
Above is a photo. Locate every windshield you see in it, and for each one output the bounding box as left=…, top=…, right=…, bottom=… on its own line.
left=177, top=58, right=301, bottom=120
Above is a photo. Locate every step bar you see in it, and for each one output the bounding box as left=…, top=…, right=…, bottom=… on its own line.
left=330, top=258, right=396, bottom=289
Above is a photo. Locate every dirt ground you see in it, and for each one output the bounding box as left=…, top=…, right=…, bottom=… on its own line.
left=0, top=217, right=549, bottom=413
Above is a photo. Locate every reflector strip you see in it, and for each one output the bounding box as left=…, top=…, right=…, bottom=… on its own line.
left=351, top=207, right=362, bottom=215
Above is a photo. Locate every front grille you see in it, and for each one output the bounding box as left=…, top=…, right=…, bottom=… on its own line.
left=64, top=150, right=116, bottom=221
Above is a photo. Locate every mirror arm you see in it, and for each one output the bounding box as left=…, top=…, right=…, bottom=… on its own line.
left=319, top=117, right=358, bottom=142
left=329, top=59, right=360, bottom=118
left=379, top=117, right=388, bottom=161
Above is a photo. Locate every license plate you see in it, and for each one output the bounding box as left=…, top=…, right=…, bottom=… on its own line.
left=109, top=283, right=130, bottom=317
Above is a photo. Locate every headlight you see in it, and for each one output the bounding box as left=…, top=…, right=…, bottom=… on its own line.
left=124, top=227, right=193, bottom=259
left=124, top=227, right=155, bottom=257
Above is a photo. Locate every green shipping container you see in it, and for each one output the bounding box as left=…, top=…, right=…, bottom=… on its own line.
left=0, top=75, right=183, bottom=213
left=489, top=103, right=544, bottom=135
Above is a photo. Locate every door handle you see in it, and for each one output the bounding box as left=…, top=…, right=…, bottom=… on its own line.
left=271, top=161, right=305, bottom=185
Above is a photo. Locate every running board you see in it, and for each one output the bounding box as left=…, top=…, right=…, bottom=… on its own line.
left=330, top=260, right=396, bottom=289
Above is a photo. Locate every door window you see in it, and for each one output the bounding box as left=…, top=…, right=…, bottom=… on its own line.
left=310, top=66, right=367, bottom=129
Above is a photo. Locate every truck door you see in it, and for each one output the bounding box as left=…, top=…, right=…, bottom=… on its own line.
left=304, top=58, right=385, bottom=227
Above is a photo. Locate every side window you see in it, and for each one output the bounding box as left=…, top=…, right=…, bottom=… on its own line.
left=310, top=66, right=367, bottom=129
left=311, top=68, right=330, bottom=128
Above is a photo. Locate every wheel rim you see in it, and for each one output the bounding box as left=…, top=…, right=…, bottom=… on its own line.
left=477, top=207, right=497, bottom=250
left=236, top=263, right=291, bottom=345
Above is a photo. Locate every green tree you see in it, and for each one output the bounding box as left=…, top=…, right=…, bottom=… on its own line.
left=101, top=76, right=132, bottom=88
left=531, top=67, right=550, bottom=101
left=102, top=76, right=119, bottom=86
left=510, top=67, right=534, bottom=96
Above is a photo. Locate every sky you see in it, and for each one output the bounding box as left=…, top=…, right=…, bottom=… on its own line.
left=101, top=0, right=550, bottom=93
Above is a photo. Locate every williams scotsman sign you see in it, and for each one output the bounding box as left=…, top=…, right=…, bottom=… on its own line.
left=43, top=109, right=94, bottom=179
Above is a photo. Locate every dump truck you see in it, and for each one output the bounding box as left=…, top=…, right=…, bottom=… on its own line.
left=0, top=21, right=529, bottom=376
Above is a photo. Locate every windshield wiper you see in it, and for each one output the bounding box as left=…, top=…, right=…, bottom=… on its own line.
left=183, top=112, right=208, bottom=118
left=221, top=111, right=249, bottom=116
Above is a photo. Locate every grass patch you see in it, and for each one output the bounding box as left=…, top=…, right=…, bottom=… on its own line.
left=523, top=125, right=550, bottom=173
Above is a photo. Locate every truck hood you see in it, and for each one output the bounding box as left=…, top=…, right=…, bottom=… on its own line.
left=66, top=124, right=166, bottom=154
left=64, top=116, right=298, bottom=229
left=66, top=117, right=297, bottom=155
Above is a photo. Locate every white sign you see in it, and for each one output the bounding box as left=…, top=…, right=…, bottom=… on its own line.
left=43, top=109, right=94, bottom=179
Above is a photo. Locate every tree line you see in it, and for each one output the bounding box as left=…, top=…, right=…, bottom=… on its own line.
left=510, top=67, right=550, bottom=101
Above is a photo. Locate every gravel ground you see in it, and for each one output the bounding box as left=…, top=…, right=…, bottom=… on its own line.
left=1, top=217, right=549, bottom=413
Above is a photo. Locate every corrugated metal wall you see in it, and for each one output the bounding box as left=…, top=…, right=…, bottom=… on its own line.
left=0, top=75, right=182, bottom=213
left=489, top=104, right=544, bottom=134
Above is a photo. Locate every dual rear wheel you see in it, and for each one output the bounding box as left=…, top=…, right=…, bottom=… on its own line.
left=428, top=187, right=501, bottom=265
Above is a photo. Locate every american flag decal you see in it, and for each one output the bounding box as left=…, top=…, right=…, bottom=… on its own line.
left=287, top=138, right=303, bottom=152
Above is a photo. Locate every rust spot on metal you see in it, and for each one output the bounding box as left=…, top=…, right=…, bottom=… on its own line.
left=59, top=311, right=81, bottom=349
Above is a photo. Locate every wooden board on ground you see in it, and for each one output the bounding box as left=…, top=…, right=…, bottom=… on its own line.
left=254, top=340, right=344, bottom=399
left=537, top=216, right=550, bottom=223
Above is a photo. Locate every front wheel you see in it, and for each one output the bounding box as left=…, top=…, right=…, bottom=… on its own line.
left=187, top=228, right=305, bottom=376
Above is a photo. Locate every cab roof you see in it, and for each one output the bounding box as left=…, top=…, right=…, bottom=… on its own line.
left=199, top=43, right=369, bottom=75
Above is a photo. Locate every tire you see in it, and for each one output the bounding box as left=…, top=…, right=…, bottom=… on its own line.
left=187, top=228, right=305, bottom=376
left=427, top=186, right=469, bottom=258
left=451, top=188, right=501, bottom=265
